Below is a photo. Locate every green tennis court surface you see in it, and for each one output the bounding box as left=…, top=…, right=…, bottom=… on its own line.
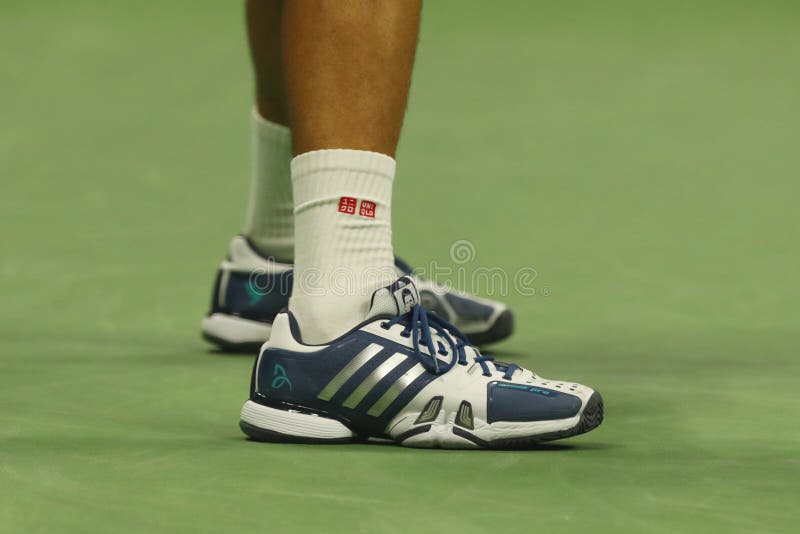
left=2, top=1, right=798, bottom=532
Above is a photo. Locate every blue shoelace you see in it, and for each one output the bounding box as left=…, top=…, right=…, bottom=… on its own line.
left=380, top=304, right=518, bottom=379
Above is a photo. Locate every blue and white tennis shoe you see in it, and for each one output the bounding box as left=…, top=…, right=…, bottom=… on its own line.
left=239, top=277, right=603, bottom=448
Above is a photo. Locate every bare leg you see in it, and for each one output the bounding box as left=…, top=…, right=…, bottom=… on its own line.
left=241, top=0, right=294, bottom=259
left=246, top=0, right=289, bottom=126
left=281, top=0, right=421, bottom=156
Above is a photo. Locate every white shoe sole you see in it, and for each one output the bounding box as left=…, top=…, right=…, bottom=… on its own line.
left=240, top=400, right=357, bottom=443
left=201, top=313, right=271, bottom=351
left=239, top=392, right=603, bottom=449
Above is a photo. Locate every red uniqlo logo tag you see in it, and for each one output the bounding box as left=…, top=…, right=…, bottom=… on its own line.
left=338, top=196, right=357, bottom=214
left=359, top=200, right=376, bottom=218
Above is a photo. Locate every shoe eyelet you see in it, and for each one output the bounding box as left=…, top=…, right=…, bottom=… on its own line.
left=482, top=372, right=492, bottom=377
left=400, top=332, right=410, bottom=338
left=380, top=322, right=389, bottom=329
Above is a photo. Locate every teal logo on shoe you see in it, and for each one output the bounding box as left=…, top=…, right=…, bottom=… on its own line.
left=246, top=283, right=264, bottom=306
left=271, top=364, right=292, bottom=391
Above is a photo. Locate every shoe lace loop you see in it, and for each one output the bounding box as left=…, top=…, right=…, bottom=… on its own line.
left=381, top=304, right=518, bottom=379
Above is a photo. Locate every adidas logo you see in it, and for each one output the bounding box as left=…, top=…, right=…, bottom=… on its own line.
left=316, top=343, right=427, bottom=418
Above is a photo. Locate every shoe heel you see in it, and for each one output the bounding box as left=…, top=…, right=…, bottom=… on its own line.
left=202, top=313, right=272, bottom=352
left=239, top=400, right=358, bottom=444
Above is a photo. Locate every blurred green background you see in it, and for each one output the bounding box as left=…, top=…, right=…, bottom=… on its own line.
left=1, top=1, right=798, bottom=532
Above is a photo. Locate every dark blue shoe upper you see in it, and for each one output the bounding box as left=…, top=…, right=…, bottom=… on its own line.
left=486, top=382, right=582, bottom=423
left=211, top=270, right=292, bottom=322
left=251, top=321, right=439, bottom=438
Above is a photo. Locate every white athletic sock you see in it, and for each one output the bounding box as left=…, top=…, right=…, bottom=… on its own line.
left=290, top=149, right=397, bottom=343
left=242, top=110, right=294, bottom=261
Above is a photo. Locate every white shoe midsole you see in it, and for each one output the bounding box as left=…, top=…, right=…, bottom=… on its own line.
left=241, top=398, right=583, bottom=446
left=389, top=408, right=585, bottom=448
left=240, top=400, right=356, bottom=439
left=202, top=313, right=271, bottom=345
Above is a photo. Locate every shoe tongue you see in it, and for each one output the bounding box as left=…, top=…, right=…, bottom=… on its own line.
left=367, top=276, right=420, bottom=319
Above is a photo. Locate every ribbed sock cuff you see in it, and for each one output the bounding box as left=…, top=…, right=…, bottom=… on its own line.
left=252, top=108, right=292, bottom=147
left=291, top=149, right=395, bottom=212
